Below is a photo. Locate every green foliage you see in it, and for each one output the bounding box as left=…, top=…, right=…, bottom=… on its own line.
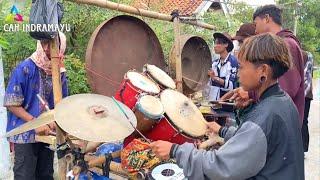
left=230, top=2, right=255, bottom=24
left=277, top=0, right=320, bottom=65
left=314, top=69, right=320, bottom=79
left=296, top=0, right=320, bottom=65
left=0, top=0, right=35, bottom=82
left=64, top=54, right=91, bottom=95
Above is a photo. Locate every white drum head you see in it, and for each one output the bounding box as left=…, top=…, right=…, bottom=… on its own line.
left=138, top=95, right=164, bottom=117
left=151, top=163, right=185, bottom=180
left=145, top=64, right=176, bottom=89
left=160, top=89, right=207, bottom=137
left=126, top=71, right=160, bottom=94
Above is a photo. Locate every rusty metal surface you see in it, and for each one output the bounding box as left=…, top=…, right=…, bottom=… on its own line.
left=86, top=15, right=165, bottom=97
left=170, top=35, right=211, bottom=95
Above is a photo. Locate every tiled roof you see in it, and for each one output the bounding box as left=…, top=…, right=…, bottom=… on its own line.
left=132, top=0, right=204, bottom=15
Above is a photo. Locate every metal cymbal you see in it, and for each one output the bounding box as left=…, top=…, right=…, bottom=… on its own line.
left=54, top=94, right=137, bottom=142
left=160, top=89, right=207, bottom=138
left=5, top=110, right=55, bottom=137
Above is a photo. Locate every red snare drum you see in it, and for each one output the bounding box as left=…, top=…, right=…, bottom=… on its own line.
left=145, top=116, right=193, bottom=144
left=146, top=89, right=207, bottom=144
left=114, top=71, right=160, bottom=109
left=123, top=95, right=164, bottom=147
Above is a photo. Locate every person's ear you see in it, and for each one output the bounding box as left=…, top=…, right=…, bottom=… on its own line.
left=265, top=14, right=270, bottom=23
left=259, top=64, right=270, bottom=77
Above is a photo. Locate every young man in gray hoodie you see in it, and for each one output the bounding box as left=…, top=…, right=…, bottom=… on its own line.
left=150, top=33, right=304, bottom=180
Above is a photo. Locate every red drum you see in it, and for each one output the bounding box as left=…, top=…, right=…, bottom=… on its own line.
left=123, top=95, right=164, bottom=147
left=145, top=116, right=194, bottom=144
left=114, top=71, right=160, bottom=109
left=146, top=89, right=207, bottom=144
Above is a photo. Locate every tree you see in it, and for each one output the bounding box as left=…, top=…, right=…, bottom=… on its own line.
left=278, top=0, right=320, bottom=64
left=296, top=0, right=320, bottom=64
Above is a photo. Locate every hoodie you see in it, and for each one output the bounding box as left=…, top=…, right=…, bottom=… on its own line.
left=276, top=29, right=305, bottom=125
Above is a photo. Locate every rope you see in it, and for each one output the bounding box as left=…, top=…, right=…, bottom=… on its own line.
left=85, top=65, right=121, bottom=87
left=182, top=75, right=206, bottom=86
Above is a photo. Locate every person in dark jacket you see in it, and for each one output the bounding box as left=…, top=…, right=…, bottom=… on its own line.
left=222, top=5, right=305, bottom=127
left=302, top=51, right=314, bottom=152
left=150, top=33, right=304, bottom=180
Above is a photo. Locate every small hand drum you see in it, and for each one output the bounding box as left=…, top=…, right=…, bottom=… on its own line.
left=143, top=64, right=176, bottom=90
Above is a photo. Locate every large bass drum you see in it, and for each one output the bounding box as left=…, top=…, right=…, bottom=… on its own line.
left=169, top=35, right=211, bottom=95
left=86, top=15, right=165, bottom=97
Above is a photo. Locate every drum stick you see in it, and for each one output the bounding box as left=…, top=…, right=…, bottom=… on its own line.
left=198, top=138, right=216, bottom=149
left=210, top=100, right=235, bottom=106
left=111, top=97, right=152, bottom=144
left=87, top=151, right=121, bottom=168
left=109, top=161, right=127, bottom=176
left=37, top=94, right=50, bottom=111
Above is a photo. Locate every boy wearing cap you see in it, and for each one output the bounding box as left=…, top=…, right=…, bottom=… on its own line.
left=207, top=33, right=239, bottom=106
left=232, top=23, right=256, bottom=57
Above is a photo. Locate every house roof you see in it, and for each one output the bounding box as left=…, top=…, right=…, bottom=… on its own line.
left=132, top=0, right=205, bottom=15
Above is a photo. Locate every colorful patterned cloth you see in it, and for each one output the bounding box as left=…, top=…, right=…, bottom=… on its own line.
left=121, top=138, right=160, bottom=177
left=29, top=32, right=67, bottom=75
left=4, top=59, right=68, bottom=143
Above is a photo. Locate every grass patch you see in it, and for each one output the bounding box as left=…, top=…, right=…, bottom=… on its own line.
left=314, top=69, right=320, bottom=79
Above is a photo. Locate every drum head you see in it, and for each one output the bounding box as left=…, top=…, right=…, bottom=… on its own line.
left=127, top=72, right=160, bottom=94
left=145, top=64, right=176, bottom=89
left=160, top=89, right=207, bottom=137
left=137, top=95, right=164, bottom=118
left=150, top=163, right=185, bottom=180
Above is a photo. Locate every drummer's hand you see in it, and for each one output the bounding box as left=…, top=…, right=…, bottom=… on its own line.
left=221, top=87, right=251, bottom=109
left=206, top=121, right=221, bottom=134
left=208, top=70, right=216, bottom=78
left=150, top=140, right=173, bottom=160
left=48, top=122, right=56, bottom=131
left=35, top=125, right=52, bottom=136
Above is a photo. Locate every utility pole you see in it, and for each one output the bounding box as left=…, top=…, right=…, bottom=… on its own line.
left=293, top=0, right=299, bottom=36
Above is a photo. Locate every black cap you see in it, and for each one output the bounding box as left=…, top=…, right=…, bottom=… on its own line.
left=213, top=32, right=234, bottom=52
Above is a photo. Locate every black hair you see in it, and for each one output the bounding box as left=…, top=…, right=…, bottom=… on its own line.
left=215, top=37, right=229, bottom=44
left=253, top=5, right=282, bottom=26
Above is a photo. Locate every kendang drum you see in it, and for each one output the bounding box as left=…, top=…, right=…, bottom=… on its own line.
left=143, top=64, right=176, bottom=90
left=124, top=95, right=164, bottom=147
left=114, top=71, right=160, bottom=109
left=146, top=89, right=207, bottom=144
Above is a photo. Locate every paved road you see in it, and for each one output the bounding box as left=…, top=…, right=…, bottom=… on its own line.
left=305, top=79, right=320, bottom=180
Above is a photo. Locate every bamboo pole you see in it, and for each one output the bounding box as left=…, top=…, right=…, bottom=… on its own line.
left=173, top=17, right=183, bottom=92
left=66, top=0, right=215, bottom=30
left=50, top=37, right=67, bottom=180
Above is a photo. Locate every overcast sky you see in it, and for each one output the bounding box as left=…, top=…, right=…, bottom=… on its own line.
left=237, top=0, right=276, bottom=7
